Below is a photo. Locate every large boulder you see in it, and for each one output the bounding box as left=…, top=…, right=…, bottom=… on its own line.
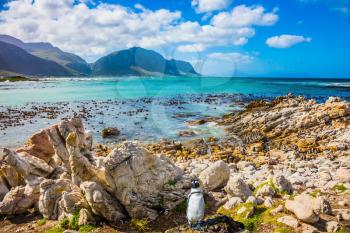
left=103, top=142, right=190, bottom=219
left=46, top=118, right=113, bottom=191
left=16, top=130, right=55, bottom=163
left=199, top=160, right=230, bottom=191
left=0, top=176, right=9, bottom=201
left=1, top=117, right=192, bottom=225
left=39, top=179, right=89, bottom=220
left=80, top=181, right=126, bottom=224
left=0, top=164, right=25, bottom=188
left=1, top=148, right=53, bottom=185
left=285, top=194, right=321, bottom=224
left=224, top=176, right=252, bottom=201
left=0, top=184, right=40, bottom=215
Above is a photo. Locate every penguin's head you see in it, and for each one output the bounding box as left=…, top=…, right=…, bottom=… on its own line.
left=191, top=180, right=200, bottom=189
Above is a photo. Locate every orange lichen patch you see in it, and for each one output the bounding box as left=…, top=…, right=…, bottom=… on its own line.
left=296, top=138, right=318, bottom=153
left=66, top=132, right=77, bottom=146
left=246, top=99, right=269, bottom=110
left=94, top=144, right=113, bottom=157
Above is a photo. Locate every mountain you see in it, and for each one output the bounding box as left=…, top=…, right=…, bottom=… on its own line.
left=0, top=35, right=198, bottom=77
left=92, top=47, right=198, bottom=76
left=0, top=41, right=71, bottom=76
left=0, top=35, right=91, bottom=75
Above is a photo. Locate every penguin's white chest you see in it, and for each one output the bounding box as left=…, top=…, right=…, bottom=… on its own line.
left=187, top=189, right=205, bottom=223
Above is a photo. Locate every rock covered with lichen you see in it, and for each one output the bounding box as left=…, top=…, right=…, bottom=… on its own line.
left=0, top=118, right=191, bottom=225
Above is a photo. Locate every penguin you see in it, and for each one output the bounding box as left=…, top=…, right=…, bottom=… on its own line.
left=186, top=180, right=205, bottom=226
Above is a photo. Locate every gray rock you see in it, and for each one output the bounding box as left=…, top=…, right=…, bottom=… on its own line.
left=255, top=184, right=275, bottom=197
left=80, top=181, right=126, bottom=224
left=78, top=208, right=96, bottom=226
left=245, top=196, right=258, bottom=206
left=225, top=176, right=252, bottom=201
left=277, top=215, right=299, bottom=228
left=199, top=160, right=230, bottom=191
left=103, top=142, right=190, bottom=219
left=326, top=221, right=340, bottom=232
left=38, top=179, right=89, bottom=220
left=273, top=174, right=293, bottom=194
left=223, top=197, right=243, bottom=209
left=264, top=196, right=274, bottom=208
left=285, top=194, right=320, bottom=224
left=1, top=148, right=53, bottom=185
left=271, top=205, right=284, bottom=215
left=0, top=176, right=9, bottom=201
left=0, top=184, right=39, bottom=215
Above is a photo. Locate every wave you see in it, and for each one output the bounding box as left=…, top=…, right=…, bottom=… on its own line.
left=325, top=82, right=350, bottom=88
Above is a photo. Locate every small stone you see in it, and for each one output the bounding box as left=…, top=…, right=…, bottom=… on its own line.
left=338, top=200, right=348, bottom=207
left=245, top=196, right=258, bottom=206
left=237, top=205, right=254, bottom=218
left=335, top=168, right=350, bottom=183
left=326, top=221, right=340, bottom=232
left=78, top=208, right=96, bottom=227
left=223, top=197, right=243, bottom=210
left=277, top=215, right=299, bottom=228
left=336, top=209, right=350, bottom=221
left=271, top=205, right=284, bottom=215
left=264, top=196, right=274, bottom=208
left=255, top=184, right=275, bottom=197
left=273, top=174, right=293, bottom=194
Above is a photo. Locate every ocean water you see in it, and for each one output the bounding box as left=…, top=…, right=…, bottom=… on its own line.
left=0, top=76, right=349, bottom=147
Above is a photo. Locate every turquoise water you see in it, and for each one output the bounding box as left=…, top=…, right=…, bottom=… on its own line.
left=0, top=76, right=349, bottom=147
left=0, top=77, right=349, bottom=105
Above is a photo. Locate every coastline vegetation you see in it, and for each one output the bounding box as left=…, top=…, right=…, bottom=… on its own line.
left=0, top=76, right=35, bottom=82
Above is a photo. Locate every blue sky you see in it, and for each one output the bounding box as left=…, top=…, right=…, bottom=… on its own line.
left=0, top=0, right=349, bottom=77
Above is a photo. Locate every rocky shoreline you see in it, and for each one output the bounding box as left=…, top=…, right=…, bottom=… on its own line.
left=0, top=95, right=349, bottom=233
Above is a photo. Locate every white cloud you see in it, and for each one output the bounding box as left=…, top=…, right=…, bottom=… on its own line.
left=0, top=1, right=278, bottom=61
left=191, top=0, right=232, bottom=13
left=177, top=43, right=206, bottom=52
left=207, top=52, right=254, bottom=63
left=211, top=5, right=279, bottom=27
left=266, top=35, right=312, bottom=48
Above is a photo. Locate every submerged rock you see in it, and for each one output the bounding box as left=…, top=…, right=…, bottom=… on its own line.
left=101, top=127, right=120, bottom=138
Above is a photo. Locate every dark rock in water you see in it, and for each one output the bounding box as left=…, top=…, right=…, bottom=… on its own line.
left=101, top=127, right=120, bottom=138
left=177, top=130, right=196, bottom=137
left=165, top=215, right=244, bottom=233
left=187, top=119, right=207, bottom=126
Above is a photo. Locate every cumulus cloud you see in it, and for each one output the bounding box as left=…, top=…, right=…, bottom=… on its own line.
left=207, top=52, right=254, bottom=63
left=0, top=0, right=278, bottom=61
left=266, top=35, right=312, bottom=48
left=211, top=5, right=279, bottom=27
left=191, top=0, right=232, bottom=13
left=177, top=43, right=206, bottom=52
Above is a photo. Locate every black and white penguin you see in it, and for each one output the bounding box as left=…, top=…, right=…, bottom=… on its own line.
left=186, top=180, right=205, bottom=226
